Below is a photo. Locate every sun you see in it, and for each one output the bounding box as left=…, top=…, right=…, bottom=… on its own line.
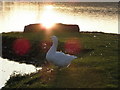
left=40, top=5, right=56, bottom=29
left=41, top=21, right=55, bottom=29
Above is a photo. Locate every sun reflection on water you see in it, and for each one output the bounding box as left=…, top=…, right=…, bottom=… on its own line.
left=40, top=5, right=56, bottom=29
left=0, top=2, right=118, bottom=34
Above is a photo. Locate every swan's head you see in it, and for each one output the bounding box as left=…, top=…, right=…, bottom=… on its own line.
left=51, top=36, right=58, bottom=42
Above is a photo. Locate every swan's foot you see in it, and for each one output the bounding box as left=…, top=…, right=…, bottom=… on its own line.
left=43, top=60, right=50, bottom=66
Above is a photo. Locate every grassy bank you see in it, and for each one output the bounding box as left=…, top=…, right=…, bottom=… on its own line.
left=2, top=31, right=119, bottom=88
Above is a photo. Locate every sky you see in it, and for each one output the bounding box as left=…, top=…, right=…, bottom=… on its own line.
left=0, top=0, right=119, bottom=2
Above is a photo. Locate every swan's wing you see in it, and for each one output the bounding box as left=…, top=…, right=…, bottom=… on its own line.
left=50, top=51, right=77, bottom=67
left=65, top=53, right=77, bottom=59
left=53, top=52, right=69, bottom=66
left=55, top=52, right=77, bottom=61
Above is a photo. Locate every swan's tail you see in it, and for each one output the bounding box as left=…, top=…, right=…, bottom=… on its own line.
left=66, top=54, right=77, bottom=60
left=71, top=55, right=77, bottom=59
left=73, top=56, right=77, bottom=59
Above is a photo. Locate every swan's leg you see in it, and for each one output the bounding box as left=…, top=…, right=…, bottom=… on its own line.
left=67, top=64, right=71, bottom=67
left=44, top=60, right=49, bottom=66
left=42, top=60, right=51, bottom=68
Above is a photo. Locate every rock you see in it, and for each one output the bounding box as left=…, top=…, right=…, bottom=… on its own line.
left=24, top=23, right=44, bottom=32
left=53, top=23, right=80, bottom=32
left=24, top=23, right=80, bottom=33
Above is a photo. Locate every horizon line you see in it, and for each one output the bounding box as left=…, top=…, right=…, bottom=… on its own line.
left=0, top=0, right=119, bottom=2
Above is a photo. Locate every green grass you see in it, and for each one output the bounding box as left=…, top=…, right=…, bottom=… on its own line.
left=2, top=31, right=119, bottom=88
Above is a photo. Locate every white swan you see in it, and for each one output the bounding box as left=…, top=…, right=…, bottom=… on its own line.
left=46, top=36, right=77, bottom=67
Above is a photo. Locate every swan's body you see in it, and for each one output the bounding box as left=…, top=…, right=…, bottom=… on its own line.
left=46, top=36, right=77, bottom=67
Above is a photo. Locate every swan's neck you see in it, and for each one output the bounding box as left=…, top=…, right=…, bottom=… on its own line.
left=49, top=39, right=58, bottom=53
left=52, top=39, right=58, bottom=51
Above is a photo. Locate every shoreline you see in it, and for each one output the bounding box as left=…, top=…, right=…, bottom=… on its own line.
left=1, top=31, right=119, bottom=67
left=0, top=31, right=119, bottom=35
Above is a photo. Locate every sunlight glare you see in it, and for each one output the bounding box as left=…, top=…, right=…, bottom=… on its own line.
left=40, top=5, right=56, bottom=29
left=44, top=5, right=54, bottom=10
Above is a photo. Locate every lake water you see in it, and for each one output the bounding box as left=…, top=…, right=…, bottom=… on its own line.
left=0, top=2, right=119, bottom=34
left=0, top=57, right=42, bottom=89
